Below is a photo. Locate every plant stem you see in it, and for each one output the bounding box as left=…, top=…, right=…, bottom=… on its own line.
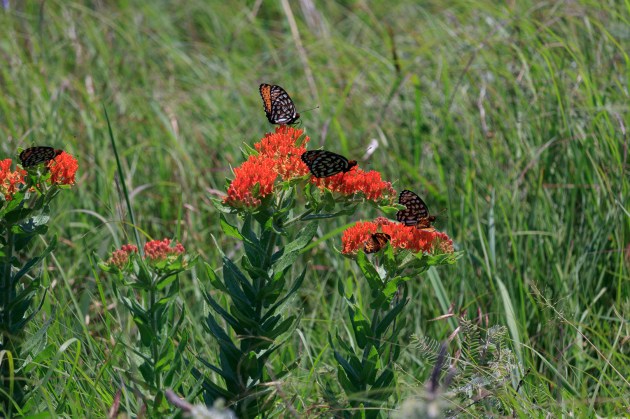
left=283, top=208, right=314, bottom=227
left=1, top=230, right=14, bottom=336
left=149, top=277, right=161, bottom=391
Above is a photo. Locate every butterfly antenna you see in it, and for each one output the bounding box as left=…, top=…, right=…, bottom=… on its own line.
left=299, top=105, right=320, bottom=114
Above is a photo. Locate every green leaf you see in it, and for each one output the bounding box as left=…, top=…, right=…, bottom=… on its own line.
left=382, top=245, right=398, bottom=277
left=203, top=313, right=241, bottom=360
left=3, top=206, right=33, bottom=225
left=329, top=334, right=362, bottom=388
left=362, top=345, right=379, bottom=385
left=222, top=256, right=255, bottom=305
left=372, top=369, right=395, bottom=400
left=349, top=304, right=370, bottom=349
left=134, top=315, right=155, bottom=348
left=139, top=360, right=155, bottom=387
left=374, top=294, right=408, bottom=340
left=285, top=221, right=318, bottom=253
left=156, top=273, right=178, bottom=290
left=267, top=315, right=296, bottom=340
left=242, top=216, right=266, bottom=268
left=229, top=304, right=259, bottom=329
left=155, top=339, right=175, bottom=373
left=205, top=292, right=244, bottom=332
left=270, top=250, right=299, bottom=276
left=337, top=365, right=359, bottom=394
left=205, top=262, right=227, bottom=293
left=356, top=251, right=383, bottom=291
left=260, top=267, right=307, bottom=324
left=496, top=276, right=523, bottom=364
left=12, top=235, right=57, bottom=284
left=210, top=196, right=238, bottom=214
left=377, top=204, right=404, bottom=219
left=301, top=205, right=359, bottom=221
left=219, top=214, right=243, bottom=240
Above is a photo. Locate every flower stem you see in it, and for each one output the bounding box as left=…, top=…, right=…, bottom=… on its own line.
left=283, top=208, right=314, bottom=227
left=1, top=229, right=14, bottom=336
left=149, top=277, right=161, bottom=391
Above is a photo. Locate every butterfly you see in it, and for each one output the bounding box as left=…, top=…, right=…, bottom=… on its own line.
left=396, top=190, right=436, bottom=229
left=364, top=233, right=391, bottom=254
left=300, top=150, right=358, bottom=178
left=259, top=83, right=300, bottom=125
left=19, top=146, right=63, bottom=168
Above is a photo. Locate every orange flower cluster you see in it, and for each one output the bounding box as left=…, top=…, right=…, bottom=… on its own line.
left=107, top=244, right=138, bottom=269
left=0, top=159, right=26, bottom=201
left=225, top=126, right=396, bottom=207
left=341, top=217, right=453, bottom=255
left=312, top=167, right=395, bottom=201
left=48, top=151, right=79, bottom=185
left=255, top=125, right=310, bottom=180
left=144, top=238, right=185, bottom=261
left=225, top=155, right=278, bottom=208
left=225, top=126, right=309, bottom=207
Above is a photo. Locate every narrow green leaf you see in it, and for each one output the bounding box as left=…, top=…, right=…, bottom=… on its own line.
left=362, top=345, right=379, bottom=385
left=349, top=305, right=370, bottom=349
left=205, top=262, right=228, bottom=293
left=261, top=267, right=307, bottom=324
left=219, top=214, right=243, bottom=240
left=496, top=276, right=523, bottom=364
left=285, top=221, right=318, bottom=253
left=374, top=295, right=408, bottom=340
left=356, top=251, right=383, bottom=290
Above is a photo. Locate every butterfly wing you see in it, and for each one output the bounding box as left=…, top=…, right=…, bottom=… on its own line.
left=364, top=233, right=391, bottom=253
left=259, top=83, right=273, bottom=117
left=396, top=190, right=433, bottom=227
left=19, top=146, right=62, bottom=168
left=259, top=84, right=299, bottom=125
left=300, top=150, right=356, bottom=178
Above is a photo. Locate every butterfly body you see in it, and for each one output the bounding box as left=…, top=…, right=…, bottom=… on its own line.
left=19, top=146, right=63, bottom=168
left=364, top=233, right=391, bottom=253
left=259, top=83, right=300, bottom=125
left=300, top=150, right=357, bottom=178
left=396, top=190, right=436, bottom=228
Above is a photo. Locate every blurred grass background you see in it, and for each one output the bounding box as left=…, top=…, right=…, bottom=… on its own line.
left=0, top=0, right=628, bottom=416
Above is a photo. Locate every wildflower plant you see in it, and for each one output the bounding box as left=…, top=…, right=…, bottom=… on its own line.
left=330, top=217, right=460, bottom=417
left=100, top=238, right=194, bottom=414
left=199, top=126, right=395, bottom=418
left=0, top=151, right=78, bottom=411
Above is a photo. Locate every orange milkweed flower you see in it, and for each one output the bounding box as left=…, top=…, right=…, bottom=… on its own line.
left=342, top=217, right=453, bottom=255
left=0, top=159, right=27, bottom=201
left=225, top=155, right=278, bottom=208
left=48, top=151, right=78, bottom=185
left=255, top=126, right=310, bottom=180
left=312, top=167, right=395, bottom=202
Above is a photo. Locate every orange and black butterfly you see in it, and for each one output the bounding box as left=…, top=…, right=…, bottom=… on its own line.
left=19, top=146, right=63, bottom=168
left=364, top=233, right=391, bottom=254
left=301, top=150, right=358, bottom=178
left=259, top=83, right=300, bottom=125
left=396, top=190, right=436, bottom=229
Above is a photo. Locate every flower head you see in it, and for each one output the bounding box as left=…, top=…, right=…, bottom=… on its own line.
left=48, top=151, right=78, bottom=185
left=107, top=243, right=138, bottom=270
left=225, top=155, right=278, bottom=208
left=255, top=126, right=310, bottom=180
left=144, top=238, right=185, bottom=261
left=312, top=167, right=395, bottom=202
left=0, top=159, right=27, bottom=201
left=342, top=217, right=453, bottom=255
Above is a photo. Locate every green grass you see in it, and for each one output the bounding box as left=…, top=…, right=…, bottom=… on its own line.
left=1, top=0, right=628, bottom=416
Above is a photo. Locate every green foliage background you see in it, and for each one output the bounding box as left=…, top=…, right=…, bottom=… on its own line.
left=1, top=0, right=628, bottom=416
